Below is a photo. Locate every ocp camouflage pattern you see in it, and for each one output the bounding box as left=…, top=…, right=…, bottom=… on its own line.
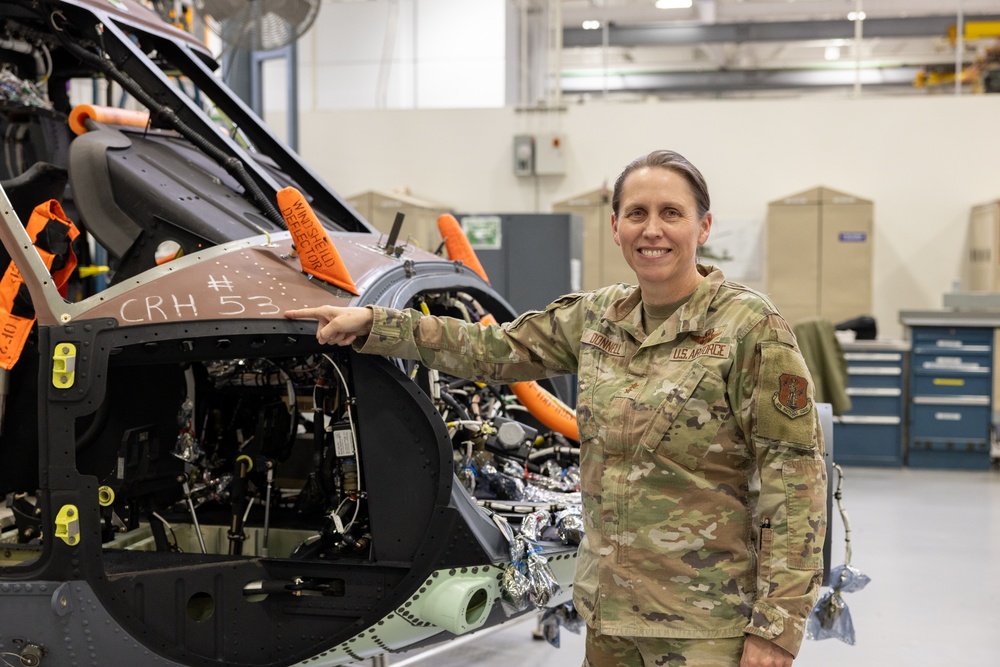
left=358, top=265, right=827, bottom=657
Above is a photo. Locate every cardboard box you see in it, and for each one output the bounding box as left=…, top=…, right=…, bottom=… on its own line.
left=767, top=186, right=873, bottom=325
left=346, top=189, right=451, bottom=254
left=552, top=187, right=634, bottom=291
left=967, top=200, right=1000, bottom=292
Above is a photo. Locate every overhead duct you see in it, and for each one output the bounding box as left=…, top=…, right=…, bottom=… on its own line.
left=564, top=15, right=1000, bottom=48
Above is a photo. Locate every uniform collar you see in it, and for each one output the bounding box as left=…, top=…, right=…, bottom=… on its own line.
left=603, top=265, right=726, bottom=344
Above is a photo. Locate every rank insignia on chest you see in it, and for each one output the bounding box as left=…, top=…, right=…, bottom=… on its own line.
left=689, top=328, right=722, bottom=345
left=773, top=373, right=811, bottom=418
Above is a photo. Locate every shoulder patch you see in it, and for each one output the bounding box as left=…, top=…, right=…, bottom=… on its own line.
left=773, top=373, right=811, bottom=418
left=755, top=341, right=817, bottom=450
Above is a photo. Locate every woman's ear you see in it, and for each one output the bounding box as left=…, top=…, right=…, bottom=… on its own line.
left=611, top=215, right=621, bottom=247
left=697, top=212, right=713, bottom=245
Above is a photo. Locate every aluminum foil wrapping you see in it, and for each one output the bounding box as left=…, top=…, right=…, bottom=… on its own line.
left=534, top=461, right=580, bottom=493
left=478, top=458, right=499, bottom=479
left=498, top=535, right=561, bottom=615
left=520, top=485, right=582, bottom=504
left=540, top=459, right=563, bottom=478
left=500, top=562, right=531, bottom=615
left=519, top=510, right=551, bottom=542
left=502, top=459, right=525, bottom=478
left=476, top=456, right=526, bottom=500
left=525, top=548, right=560, bottom=607
left=554, top=507, right=585, bottom=545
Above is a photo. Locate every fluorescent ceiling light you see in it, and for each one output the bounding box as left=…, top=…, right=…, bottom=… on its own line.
left=582, top=20, right=601, bottom=30
left=655, top=0, right=693, bottom=9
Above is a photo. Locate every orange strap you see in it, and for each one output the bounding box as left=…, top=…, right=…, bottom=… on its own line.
left=0, top=200, right=80, bottom=370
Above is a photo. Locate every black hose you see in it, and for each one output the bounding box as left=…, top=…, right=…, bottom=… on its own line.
left=438, top=391, right=470, bottom=421
left=75, top=392, right=112, bottom=451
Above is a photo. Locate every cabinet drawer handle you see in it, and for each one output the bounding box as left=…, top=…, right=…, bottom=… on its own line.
left=836, top=415, right=901, bottom=425
left=844, top=353, right=902, bottom=362
left=846, top=387, right=901, bottom=397
left=912, top=395, right=990, bottom=406
left=848, top=367, right=901, bottom=376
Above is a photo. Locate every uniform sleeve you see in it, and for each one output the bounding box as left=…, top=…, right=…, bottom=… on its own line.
left=357, top=294, right=587, bottom=383
left=729, top=314, right=827, bottom=658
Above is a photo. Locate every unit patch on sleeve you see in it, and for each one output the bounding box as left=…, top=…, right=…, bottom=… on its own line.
left=773, top=373, right=811, bottom=418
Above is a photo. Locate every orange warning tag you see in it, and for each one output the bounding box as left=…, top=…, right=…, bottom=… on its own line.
left=276, top=187, right=358, bottom=296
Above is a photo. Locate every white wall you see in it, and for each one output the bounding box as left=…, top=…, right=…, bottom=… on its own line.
left=263, top=0, right=507, bottom=111
left=272, top=95, right=1000, bottom=339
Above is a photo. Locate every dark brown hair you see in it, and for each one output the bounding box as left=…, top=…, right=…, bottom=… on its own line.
left=611, top=150, right=710, bottom=219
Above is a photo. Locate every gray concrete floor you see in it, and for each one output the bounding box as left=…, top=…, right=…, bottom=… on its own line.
left=377, top=467, right=1000, bottom=667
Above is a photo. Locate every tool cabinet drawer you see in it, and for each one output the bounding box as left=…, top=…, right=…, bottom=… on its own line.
left=908, top=440, right=992, bottom=470
left=909, top=398, right=990, bottom=441
left=911, top=327, right=992, bottom=348
left=847, top=366, right=903, bottom=390
left=833, top=418, right=903, bottom=467
left=911, top=368, right=990, bottom=397
left=844, top=387, right=903, bottom=415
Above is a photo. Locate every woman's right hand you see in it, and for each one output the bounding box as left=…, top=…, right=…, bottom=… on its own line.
left=284, top=306, right=374, bottom=346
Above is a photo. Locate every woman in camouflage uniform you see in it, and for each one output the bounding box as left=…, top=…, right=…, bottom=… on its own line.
left=286, top=150, right=827, bottom=667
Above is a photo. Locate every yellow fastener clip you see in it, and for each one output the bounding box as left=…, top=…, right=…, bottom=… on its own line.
left=55, top=504, right=80, bottom=546
left=53, top=343, right=77, bottom=389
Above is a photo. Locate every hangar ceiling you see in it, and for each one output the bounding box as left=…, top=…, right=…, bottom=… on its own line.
left=549, top=0, right=1000, bottom=98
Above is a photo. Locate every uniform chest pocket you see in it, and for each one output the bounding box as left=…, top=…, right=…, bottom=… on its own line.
left=638, top=364, right=726, bottom=470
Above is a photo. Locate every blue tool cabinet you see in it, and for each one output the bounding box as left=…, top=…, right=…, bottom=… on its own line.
left=907, top=326, right=993, bottom=470
left=833, top=341, right=907, bottom=467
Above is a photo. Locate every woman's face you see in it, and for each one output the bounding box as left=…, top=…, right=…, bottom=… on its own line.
left=612, top=166, right=712, bottom=304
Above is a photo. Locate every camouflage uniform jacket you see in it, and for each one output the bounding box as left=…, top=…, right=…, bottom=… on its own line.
left=359, top=265, right=827, bottom=657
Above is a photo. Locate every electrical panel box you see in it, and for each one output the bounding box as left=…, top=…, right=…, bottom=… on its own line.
left=346, top=189, right=451, bottom=253
left=766, top=186, right=873, bottom=326
left=512, top=134, right=565, bottom=176
left=513, top=135, right=534, bottom=176
left=534, top=133, right=565, bottom=176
